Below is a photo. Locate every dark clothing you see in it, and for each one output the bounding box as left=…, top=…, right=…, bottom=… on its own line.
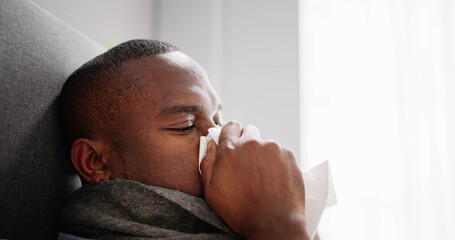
left=60, top=179, right=240, bottom=240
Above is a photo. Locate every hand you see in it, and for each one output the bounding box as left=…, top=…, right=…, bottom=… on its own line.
left=200, top=121, right=310, bottom=240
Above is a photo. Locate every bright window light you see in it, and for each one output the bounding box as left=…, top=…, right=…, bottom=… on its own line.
left=299, top=0, right=455, bottom=239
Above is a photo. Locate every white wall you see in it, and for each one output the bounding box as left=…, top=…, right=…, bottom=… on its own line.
left=154, top=0, right=301, bottom=160
left=31, top=0, right=154, bottom=47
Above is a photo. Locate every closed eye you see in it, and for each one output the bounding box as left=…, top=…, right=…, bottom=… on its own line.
left=168, top=125, right=195, bottom=134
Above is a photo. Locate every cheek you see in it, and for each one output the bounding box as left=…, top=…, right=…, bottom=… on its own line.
left=162, top=137, right=200, bottom=171
left=125, top=135, right=203, bottom=193
left=157, top=136, right=203, bottom=192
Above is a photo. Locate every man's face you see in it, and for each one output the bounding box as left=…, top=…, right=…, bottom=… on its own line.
left=108, top=51, right=222, bottom=197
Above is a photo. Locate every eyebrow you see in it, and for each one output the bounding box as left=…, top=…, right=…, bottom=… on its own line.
left=159, top=104, right=222, bottom=116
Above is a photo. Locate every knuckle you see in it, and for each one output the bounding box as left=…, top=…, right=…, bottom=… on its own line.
left=226, top=120, right=242, bottom=127
left=286, top=150, right=297, bottom=163
left=221, top=142, right=236, bottom=156
left=244, top=138, right=261, bottom=149
left=280, top=146, right=298, bottom=167
left=282, top=146, right=296, bottom=158
left=264, top=139, right=281, bottom=151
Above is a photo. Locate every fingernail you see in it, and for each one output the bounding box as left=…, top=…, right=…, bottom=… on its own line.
left=207, top=141, right=212, bottom=151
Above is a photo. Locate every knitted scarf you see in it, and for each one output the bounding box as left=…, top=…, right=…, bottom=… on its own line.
left=60, top=179, right=240, bottom=240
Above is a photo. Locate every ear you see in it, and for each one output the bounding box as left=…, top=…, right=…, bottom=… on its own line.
left=71, top=138, right=110, bottom=184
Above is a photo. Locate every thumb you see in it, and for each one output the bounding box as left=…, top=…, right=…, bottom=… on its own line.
left=200, top=141, right=217, bottom=189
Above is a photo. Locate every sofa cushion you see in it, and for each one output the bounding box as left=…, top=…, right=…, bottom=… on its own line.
left=0, top=0, right=105, bottom=239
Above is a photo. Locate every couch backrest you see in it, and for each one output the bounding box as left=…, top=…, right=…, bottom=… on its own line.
left=0, top=0, right=105, bottom=239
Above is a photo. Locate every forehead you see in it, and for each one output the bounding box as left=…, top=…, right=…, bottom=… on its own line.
left=118, top=51, right=219, bottom=114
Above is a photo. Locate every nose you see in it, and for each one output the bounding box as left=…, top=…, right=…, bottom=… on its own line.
left=200, top=120, right=217, bottom=136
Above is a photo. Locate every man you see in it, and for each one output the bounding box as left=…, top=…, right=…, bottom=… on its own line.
left=58, top=40, right=310, bottom=239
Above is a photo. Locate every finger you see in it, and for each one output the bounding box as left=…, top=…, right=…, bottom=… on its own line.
left=219, top=121, right=243, bottom=145
left=200, top=141, right=217, bottom=189
left=240, top=124, right=261, bottom=140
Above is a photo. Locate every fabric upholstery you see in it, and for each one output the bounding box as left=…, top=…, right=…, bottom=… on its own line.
left=0, top=0, right=105, bottom=239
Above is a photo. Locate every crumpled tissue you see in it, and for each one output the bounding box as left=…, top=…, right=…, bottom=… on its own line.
left=198, top=127, right=337, bottom=238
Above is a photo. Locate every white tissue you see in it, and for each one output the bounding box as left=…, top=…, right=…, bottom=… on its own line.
left=198, top=127, right=221, bottom=173
left=198, top=127, right=337, bottom=238
left=302, top=160, right=337, bottom=238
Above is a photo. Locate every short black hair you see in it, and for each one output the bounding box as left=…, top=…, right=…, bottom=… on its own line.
left=58, top=39, right=178, bottom=148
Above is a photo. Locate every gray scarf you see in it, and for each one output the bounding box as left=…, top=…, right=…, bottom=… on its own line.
left=60, top=179, right=241, bottom=240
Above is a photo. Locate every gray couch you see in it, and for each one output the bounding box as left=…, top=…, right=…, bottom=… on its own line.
left=0, top=0, right=105, bottom=239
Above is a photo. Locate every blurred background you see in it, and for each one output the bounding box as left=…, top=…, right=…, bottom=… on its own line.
left=32, top=0, right=455, bottom=239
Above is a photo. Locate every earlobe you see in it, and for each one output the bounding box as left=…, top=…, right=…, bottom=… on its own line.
left=71, top=138, right=110, bottom=184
